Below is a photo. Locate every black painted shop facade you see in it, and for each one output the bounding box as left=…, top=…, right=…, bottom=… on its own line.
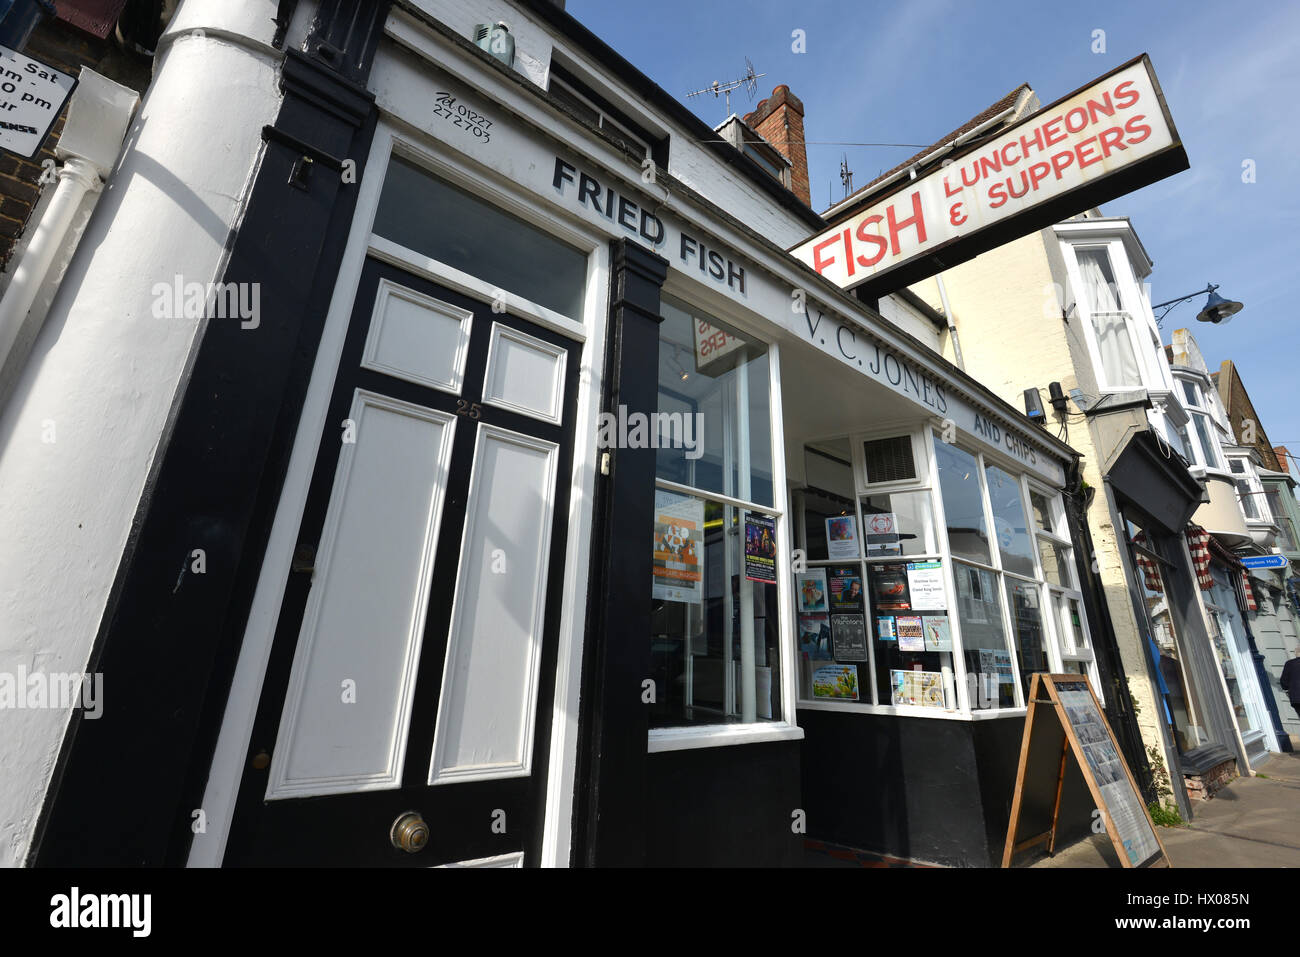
left=30, top=0, right=1138, bottom=868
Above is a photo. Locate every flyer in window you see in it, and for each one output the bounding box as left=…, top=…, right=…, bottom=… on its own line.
left=922, top=615, right=952, bottom=652
left=652, top=494, right=703, bottom=604
left=870, top=562, right=911, bottom=610
left=828, top=566, right=865, bottom=611
left=896, top=615, right=924, bottom=651
left=906, top=560, right=947, bottom=610
left=979, top=649, right=1015, bottom=685
left=876, top=616, right=896, bottom=640
left=824, top=515, right=860, bottom=559
left=831, top=613, right=869, bottom=662
left=744, top=513, right=777, bottom=583
left=796, top=568, right=829, bottom=613
left=863, top=510, right=902, bottom=557
left=891, top=669, right=947, bottom=709
left=798, top=614, right=832, bottom=660
left=812, top=663, right=859, bottom=701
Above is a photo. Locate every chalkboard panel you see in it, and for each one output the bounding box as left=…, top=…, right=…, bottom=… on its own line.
left=1002, top=674, right=1169, bottom=868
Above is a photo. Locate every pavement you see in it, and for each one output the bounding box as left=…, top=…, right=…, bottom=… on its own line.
left=1031, top=750, right=1300, bottom=868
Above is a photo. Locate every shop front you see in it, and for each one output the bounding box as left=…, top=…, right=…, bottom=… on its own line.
left=21, top=0, right=1115, bottom=868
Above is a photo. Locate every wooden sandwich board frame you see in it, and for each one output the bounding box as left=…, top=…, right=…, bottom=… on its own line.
left=1002, top=673, right=1171, bottom=868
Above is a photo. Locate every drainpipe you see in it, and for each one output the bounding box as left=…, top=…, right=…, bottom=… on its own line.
left=935, top=275, right=965, bottom=371
left=0, top=158, right=100, bottom=367
left=0, top=68, right=138, bottom=386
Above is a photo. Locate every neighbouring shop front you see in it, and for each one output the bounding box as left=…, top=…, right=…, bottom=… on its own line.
left=24, top=1, right=1127, bottom=868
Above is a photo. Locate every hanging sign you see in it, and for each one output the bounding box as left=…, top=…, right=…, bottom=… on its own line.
left=791, top=55, right=1186, bottom=298
left=0, top=46, right=76, bottom=159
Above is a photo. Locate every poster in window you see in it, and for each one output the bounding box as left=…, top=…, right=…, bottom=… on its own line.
left=979, top=649, right=1015, bottom=685
left=744, top=513, right=777, bottom=583
left=831, top=614, right=869, bottom=661
left=923, top=615, right=952, bottom=652
left=829, top=566, right=865, bottom=611
left=876, top=616, right=896, bottom=640
left=825, top=515, right=860, bottom=559
left=870, top=562, right=911, bottom=610
left=796, top=568, right=829, bottom=613
left=798, top=614, right=832, bottom=660
left=652, top=494, right=703, bottom=604
left=906, top=560, right=947, bottom=610
left=812, top=663, right=859, bottom=700
left=896, top=616, right=924, bottom=651
left=863, top=510, right=902, bottom=557
left=891, top=669, right=946, bottom=709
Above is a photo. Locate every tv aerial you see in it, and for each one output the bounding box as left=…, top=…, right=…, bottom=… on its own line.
left=686, top=57, right=766, bottom=119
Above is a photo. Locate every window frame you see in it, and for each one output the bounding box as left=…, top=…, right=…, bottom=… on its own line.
left=793, top=427, right=1090, bottom=719
left=1063, top=240, right=1159, bottom=394
left=647, top=292, right=801, bottom=752
left=1227, top=455, right=1271, bottom=524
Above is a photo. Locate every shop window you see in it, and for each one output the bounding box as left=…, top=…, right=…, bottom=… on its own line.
left=373, top=155, right=587, bottom=319
left=656, top=297, right=773, bottom=508
left=934, top=441, right=990, bottom=564
left=1126, top=519, right=1212, bottom=754
left=985, top=464, right=1035, bottom=578
left=651, top=298, right=781, bottom=729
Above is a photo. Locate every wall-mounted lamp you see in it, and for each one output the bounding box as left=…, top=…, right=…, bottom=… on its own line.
left=1153, top=283, right=1244, bottom=328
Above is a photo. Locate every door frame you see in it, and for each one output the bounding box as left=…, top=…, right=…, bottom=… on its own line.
left=189, top=120, right=611, bottom=867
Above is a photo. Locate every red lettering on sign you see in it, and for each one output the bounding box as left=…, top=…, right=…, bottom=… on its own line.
left=812, top=235, right=839, bottom=275
left=855, top=216, right=888, bottom=267
left=1113, top=79, right=1139, bottom=109
left=886, top=191, right=926, bottom=255
left=1124, top=114, right=1151, bottom=144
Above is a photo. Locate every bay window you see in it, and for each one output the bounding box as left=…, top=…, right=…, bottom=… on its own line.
left=1175, top=375, right=1225, bottom=471
left=1227, top=456, right=1267, bottom=523
left=792, top=426, right=1093, bottom=716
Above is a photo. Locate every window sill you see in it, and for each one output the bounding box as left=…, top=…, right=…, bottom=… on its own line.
left=796, top=700, right=1027, bottom=720
left=647, top=723, right=804, bottom=753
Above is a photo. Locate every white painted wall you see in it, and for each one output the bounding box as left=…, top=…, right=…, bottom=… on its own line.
left=0, top=0, right=284, bottom=866
left=412, top=0, right=816, bottom=248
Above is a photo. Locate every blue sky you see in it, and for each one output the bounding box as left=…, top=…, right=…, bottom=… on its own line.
left=568, top=0, right=1300, bottom=463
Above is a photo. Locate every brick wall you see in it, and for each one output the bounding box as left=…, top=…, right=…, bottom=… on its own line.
left=0, top=16, right=150, bottom=270
left=743, top=85, right=810, bottom=206
left=1218, top=360, right=1282, bottom=471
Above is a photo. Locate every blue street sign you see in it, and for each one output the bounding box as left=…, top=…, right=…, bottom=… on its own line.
left=1241, top=554, right=1289, bottom=570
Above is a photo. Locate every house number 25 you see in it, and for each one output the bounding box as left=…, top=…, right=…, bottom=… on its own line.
left=456, top=400, right=482, bottom=419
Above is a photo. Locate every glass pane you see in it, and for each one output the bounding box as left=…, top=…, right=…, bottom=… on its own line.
left=867, top=561, right=956, bottom=710
left=651, top=490, right=781, bottom=727
left=1038, top=537, right=1072, bottom=587
left=985, top=465, right=1035, bottom=577
left=861, top=491, right=935, bottom=558
left=955, top=561, right=1016, bottom=709
left=799, top=562, right=872, bottom=704
left=656, top=298, right=773, bottom=507
left=1134, top=548, right=1211, bottom=753
left=1029, top=491, right=1054, bottom=533
left=1090, top=311, right=1142, bottom=388
left=373, top=156, right=586, bottom=318
left=1228, top=459, right=1245, bottom=475
left=1265, top=489, right=1297, bottom=551
left=1207, top=612, right=1249, bottom=731
left=934, top=440, right=990, bottom=564
left=1180, top=379, right=1200, bottom=407
left=1191, top=414, right=1218, bottom=468
left=1235, top=480, right=1259, bottom=519
left=801, top=441, right=854, bottom=562
left=1006, top=579, right=1049, bottom=698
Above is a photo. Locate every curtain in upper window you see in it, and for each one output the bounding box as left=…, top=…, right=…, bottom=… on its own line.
left=1077, top=247, right=1142, bottom=389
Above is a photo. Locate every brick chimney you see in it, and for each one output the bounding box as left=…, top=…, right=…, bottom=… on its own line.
left=743, top=85, right=810, bottom=206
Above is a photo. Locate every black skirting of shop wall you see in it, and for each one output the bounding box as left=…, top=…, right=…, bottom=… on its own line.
left=797, top=710, right=1092, bottom=867
left=30, top=8, right=389, bottom=866
left=572, top=239, right=669, bottom=867
left=647, top=741, right=803, bottom=867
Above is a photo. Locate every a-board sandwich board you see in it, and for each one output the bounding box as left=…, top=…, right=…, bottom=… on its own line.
left=1002, top=673, right=1170, bottom=868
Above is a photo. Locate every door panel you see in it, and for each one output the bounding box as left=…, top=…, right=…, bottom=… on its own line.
left=429, top=425, right=559, bottom=785
left=223, top=257, right=580, bottom=866
left=267, top=392, right=456, bottom=800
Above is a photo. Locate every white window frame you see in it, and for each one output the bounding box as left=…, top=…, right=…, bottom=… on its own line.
left=1062, top=240, right=1161, bottom=394
left=1173, top=372, right=1227, bottom=473
left=647, top=292, right=802, bottom=752
left=1227, top=455, right=1271, bottom=524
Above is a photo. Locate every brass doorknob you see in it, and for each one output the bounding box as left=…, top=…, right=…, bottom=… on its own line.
left=390, top=811, right=429, bottom=853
